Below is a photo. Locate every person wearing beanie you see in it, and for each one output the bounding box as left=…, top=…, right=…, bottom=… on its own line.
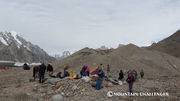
left=47, top=63, right=53, bottom=76
left=39, top=62, right=46, bottom=83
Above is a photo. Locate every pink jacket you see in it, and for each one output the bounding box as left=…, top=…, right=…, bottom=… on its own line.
left=85, top=65, right=90, bottom=72
left=126, top=73, right=133, bottom=83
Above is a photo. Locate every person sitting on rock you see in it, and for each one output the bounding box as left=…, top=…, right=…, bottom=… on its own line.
left=63, top=70, right=70, bottom=78
left=118, top=70, right=124, bottom=80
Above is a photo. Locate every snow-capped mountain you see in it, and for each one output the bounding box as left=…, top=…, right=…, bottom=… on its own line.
left=53, top=50, right=76, bottom=60
left=0, top=31, right=57, bottom=63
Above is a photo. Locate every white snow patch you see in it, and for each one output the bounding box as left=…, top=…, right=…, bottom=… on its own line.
left=0, top=60, right=15, bottom=63
left=10, top=31, right=22, bottom=48
left=14, top=62, right=26, bottom=67
left=23, top=45, right=31, bottom=52
left=0, top=37, right=8, bottom=45
left=29, top=63, right=41, bottom=66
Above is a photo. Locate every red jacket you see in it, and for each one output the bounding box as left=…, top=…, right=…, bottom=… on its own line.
left=126, top=73, right=133, bottom=83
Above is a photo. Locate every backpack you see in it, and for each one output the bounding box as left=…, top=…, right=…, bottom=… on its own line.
left=133, top=74, right=136, bottom=82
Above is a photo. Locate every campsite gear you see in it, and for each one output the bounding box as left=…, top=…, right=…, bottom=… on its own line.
left=95, top=80, right=102, bottom=90
left=81, top=77, right=90, bottom=83
left=109, top=78, right=118, bottom=85
left=0, top=67, right=6, bottom=69
left=118, top=81, right=123, bottom=85
left=71, top=78, right=77, bottom=81
left=70, top=70, right=73, bottom=78
left=90, top=67, right=99, bottom=75
left=123, top=81, right=127, bottom=85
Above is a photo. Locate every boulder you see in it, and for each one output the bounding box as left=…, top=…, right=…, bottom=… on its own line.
left=52, top=94, right=63, bottom=101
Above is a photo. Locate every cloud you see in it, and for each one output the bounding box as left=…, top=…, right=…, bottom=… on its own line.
left=0, top=0, right=180, bottom=55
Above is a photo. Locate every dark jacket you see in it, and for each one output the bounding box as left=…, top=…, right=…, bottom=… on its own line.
left=47, top=65, right=53, bottom=72
left=39, top=64, right=46, bottom=73
left=82, top=66, right=86, bottom=72
left=118, top=72, right=124, bottom=80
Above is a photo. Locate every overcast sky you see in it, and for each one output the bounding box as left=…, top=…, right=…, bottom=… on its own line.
left=0, top=0, right=180, bottom=55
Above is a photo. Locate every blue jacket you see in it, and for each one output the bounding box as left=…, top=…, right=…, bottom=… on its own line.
left=98, top=70, right=105, bottom=79
left=63, top=72, right=70, bottom=77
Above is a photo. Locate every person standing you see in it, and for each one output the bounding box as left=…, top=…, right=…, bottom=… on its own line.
left=107, top=64, right=110, bottom=75
left=47, top=63, right=53, bottom=76
left=96, top=66, right=105, bottom=90
left=39, top=62, right=46, bottom=83
left=126, top=73, right=134, bottom=94
left=140, top=70, right=144, bottom=79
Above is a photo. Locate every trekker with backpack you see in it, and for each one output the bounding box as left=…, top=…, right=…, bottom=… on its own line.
left=126, top=73, right=134, bottom=95
left=140, top=70, right=144, bottom=79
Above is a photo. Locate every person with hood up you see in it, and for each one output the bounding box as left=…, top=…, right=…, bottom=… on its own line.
left=47, top=63, right=53, bottom=76
left=39, top=62, right=46, bottom=83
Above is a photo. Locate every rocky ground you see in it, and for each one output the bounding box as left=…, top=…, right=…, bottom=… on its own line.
left=0, top=66, right=180, bottom=101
